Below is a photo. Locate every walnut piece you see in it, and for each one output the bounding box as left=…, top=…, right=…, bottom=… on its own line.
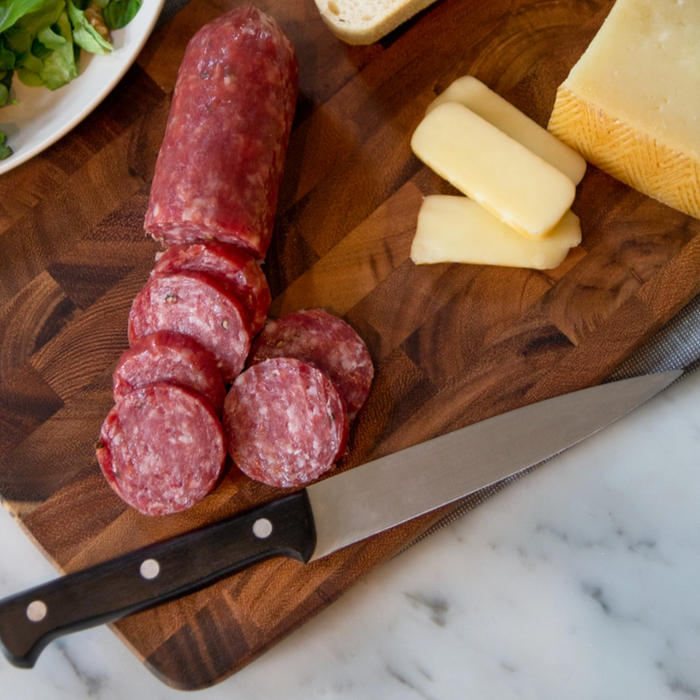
left=85, top=3, right=110, bottom=41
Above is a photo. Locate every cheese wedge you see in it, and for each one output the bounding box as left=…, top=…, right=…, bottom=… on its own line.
left=411, top=102, right=576, bottom=239
left=411, top=196, right=581, bottom=269
left=427, top=76, right=587, bottom=184
left=548, top=0, right=700, bottom=219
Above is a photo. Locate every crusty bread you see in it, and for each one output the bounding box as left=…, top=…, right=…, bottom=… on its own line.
left=314, top=0, right=438, bottom=45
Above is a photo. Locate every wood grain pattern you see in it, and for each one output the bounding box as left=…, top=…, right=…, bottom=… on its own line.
left=2, top=0, right=700, bottom=689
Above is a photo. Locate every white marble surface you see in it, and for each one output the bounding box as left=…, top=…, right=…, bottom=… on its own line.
left=1, top=370, right=700, bottom=698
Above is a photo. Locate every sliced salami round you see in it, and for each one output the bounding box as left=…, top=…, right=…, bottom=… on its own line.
left=113, top=331, right=226, bottom=414
left=152, top=241, right=271, bottom=336
left=143, top=6, right=298, bottom=261
left=224, top=358, right=349, bottom=488
left=96, top=384, right=226, bottom=516
left=128, top=272, right=251, bottom=383
left=248, top=309, right=374, bottom=420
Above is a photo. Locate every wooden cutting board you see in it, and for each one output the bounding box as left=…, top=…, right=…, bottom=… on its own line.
left=1, top=0, right=700, bottom=689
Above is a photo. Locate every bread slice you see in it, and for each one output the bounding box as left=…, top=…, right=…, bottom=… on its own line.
left=314, top=0, right=438, bottom=45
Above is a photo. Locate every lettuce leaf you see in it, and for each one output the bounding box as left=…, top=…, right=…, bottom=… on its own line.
left=103, top=0, right=140, bottom=30
left=0, top=0, right=141, bottom=160
left=15, top=0, right=65, bottom=36
left=38, top=9, right=77, bottom=88
left=0, top=0, right=48, bottom=34
left=20, top=51, right=43, bottom=74
left=37, top=24, right=67, bottom=50
left=16, top=66, right=43, bottom=86
left=0, top=36, right=15, bottom=70
left=3, top=26, right=31, bottom=65
left=0, top=69, right=9, bottom=105
left=0, top=129, right=11, bottom=159
left=67, top=0, right=112, bottom=54
left=16, top=8, right=77, bottom=89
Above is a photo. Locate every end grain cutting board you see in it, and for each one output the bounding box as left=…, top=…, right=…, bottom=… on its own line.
left=1, top=0, right=700, bottom=689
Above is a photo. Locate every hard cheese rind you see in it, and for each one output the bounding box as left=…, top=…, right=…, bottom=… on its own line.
left=427, top=76, right=586, bottom=184
left=548, top=0, right=700, bottom=218
left=411, top=196, right=581, bottom=270
left=411, top=102, right=575, bottom=239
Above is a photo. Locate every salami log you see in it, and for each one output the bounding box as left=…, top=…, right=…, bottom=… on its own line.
left=96, top=385, right=226, bottom=516
left=113, top=331, right=226, bottom=414
left=248, top=309, right=374, bottom=420
left=144, top=6, right=298, bottom=261
left=153, top=241, right=271, bottom=336
left=224, top=358, right=349, bottom=488
left=128, top=272, right=251, bottom=383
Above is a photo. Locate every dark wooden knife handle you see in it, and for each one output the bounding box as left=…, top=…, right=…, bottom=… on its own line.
left=0, top=490, right=316, bottom=668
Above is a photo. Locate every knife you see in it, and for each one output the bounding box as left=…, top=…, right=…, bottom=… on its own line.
left=0, top=370, right=681, bottom=669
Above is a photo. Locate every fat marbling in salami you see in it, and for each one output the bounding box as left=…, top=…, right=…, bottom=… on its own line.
left=144, top=5, right=298, bottom=261
left=113, top=331, right=226, bottom=414
left=223, top=358, right=349, bottom=488
left=248, top=309, right=374, bottom=420
left=96, top=384, right=226, bottom=516
left=153, top=241, right=271, bottom=336
left=128, top=272, right=251, bottom=383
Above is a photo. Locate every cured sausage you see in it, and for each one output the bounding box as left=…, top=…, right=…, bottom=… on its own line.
left=113, top=331, right=226, bottom=414
left=143, top=6, right=298, bottom=261
left=223, top=358, right=349, bottom=488
left=248, top=309, right=374, bottom=420
left=96, top=385, right=226, bottom=516
left=152, top=241, right=271, bottom=336
left=128, top=272, right=251, bottom=383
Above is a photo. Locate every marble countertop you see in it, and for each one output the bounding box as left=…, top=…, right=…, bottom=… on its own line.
left=1, top=369, right=699, bottom=698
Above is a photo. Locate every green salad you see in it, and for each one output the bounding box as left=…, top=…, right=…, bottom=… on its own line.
left=0, top=0, right=142, bottom=160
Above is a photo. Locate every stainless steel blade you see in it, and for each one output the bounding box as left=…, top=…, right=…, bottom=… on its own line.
left=308, top=370, right=681, bottom=560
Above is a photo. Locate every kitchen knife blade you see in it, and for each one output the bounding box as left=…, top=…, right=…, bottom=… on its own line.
left=0, top=370, right=681, bottom=668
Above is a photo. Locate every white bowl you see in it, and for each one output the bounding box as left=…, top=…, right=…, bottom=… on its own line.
left=0, top=0, right=166, bottom=176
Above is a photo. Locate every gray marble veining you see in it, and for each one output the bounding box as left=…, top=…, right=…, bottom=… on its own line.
left=1, top=371, right=700, bottom=698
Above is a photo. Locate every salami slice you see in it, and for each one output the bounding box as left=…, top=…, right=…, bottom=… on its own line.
left=248, top=309, right=374, bottom=420
left=96, top=384, right=226, bottom=516
left=144, top=6, right=298, bottom=261
left=113, top=331, right=226, bottom=414
left=128, top=272, right=251, bottom=383
left=153, top=241, right=271, bottom=336
left=224, top=358, right=349, bottom=488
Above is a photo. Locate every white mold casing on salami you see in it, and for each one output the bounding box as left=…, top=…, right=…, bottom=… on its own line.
left=144, top=5, right=298, bottom=261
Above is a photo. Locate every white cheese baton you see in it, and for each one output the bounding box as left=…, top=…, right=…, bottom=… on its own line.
left=411, top=196, right=581, bottom=270
left=411, top=102, right=576, bottom=239
left=427, top=76, right=586, bottom=185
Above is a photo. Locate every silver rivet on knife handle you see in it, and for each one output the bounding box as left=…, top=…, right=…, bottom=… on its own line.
left=26, top=601, right=47, bottom=623
left=253, top=518, right=273, bottom=539
left=139, top=559, right=160, bottom=580
left=0, top=491, right=317, bottom=669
